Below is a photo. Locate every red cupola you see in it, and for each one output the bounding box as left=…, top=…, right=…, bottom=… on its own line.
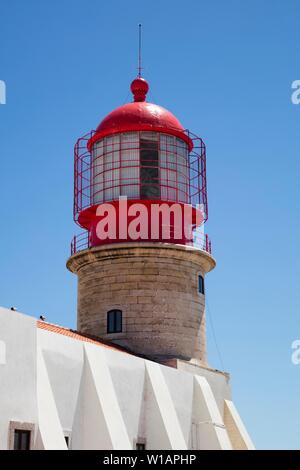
left=88, top=77, right=193, bottom=152
left=71, top=77, right=209, bottom=253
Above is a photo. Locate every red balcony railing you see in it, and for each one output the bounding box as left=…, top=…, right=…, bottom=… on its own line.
left=70, top=230, right=212, bottom=256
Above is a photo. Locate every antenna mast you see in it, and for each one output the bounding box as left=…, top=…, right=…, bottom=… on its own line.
left=138, top=23, right=142, bottom=77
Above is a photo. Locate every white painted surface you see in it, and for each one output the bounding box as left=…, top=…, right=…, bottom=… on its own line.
left=84, top=345, right=131, bottom=449
left=145, top=361, right=187, bottom=450
left=0, top=307, right=254, bottom=450
left=160, top=364, right=194, bottom=447
left=0, top=308, right=37, bottom=450
left=224, top=400, right=255, bottom=450
left=193, top=375, right=232, bottom=450
left=36, top=348, right=67, bottom=449
left=0, top=340, right=6, bottom=365
left=177, top=361, right=231, bottom=416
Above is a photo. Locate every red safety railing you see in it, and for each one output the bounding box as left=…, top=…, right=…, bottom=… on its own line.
left=73, top=129, right=207, bottom=225
left=70, top=229, right=212, bottom=256
left=70, top=231, right=90, bottom=256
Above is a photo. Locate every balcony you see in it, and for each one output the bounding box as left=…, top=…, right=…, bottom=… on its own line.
left=70, top=229, right=212, bottom=256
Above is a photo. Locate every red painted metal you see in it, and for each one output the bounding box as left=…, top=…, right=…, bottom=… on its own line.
left=79, top=199, right=204, bottom=247
left=131, top=77, right=149, bottom=102
left=71, top=77, right=211, bottom=254
left=87, top=103, right=193, bottom=152
left=71, top=231, right=90, bottom=255
left=87, top=78, right=193, bottom=151
left=77, top=200, right=202, bottom=231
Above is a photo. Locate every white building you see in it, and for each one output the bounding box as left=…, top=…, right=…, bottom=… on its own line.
left=0, top=307, right=254, bottom=450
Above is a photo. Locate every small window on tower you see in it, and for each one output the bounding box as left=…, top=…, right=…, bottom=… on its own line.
left=198, top=275, right=205, bottom=295
left=107, top=309, right=122, bottom=334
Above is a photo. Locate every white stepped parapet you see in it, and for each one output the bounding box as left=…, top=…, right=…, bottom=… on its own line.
left=145, top=361, right=187, bottom=450
left=83, top=344, right=132, bottom=450
left=224, top=399, right=255, bottom=450
left=193, top=375, right=232, bottom=450
left=37, top=348, right=67, bottom=450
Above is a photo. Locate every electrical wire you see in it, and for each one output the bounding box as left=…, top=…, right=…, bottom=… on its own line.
left=206, top=297, right=225, bottom=371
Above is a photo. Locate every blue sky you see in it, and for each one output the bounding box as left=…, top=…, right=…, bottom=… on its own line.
left=0, top=0, right=300, bottom=449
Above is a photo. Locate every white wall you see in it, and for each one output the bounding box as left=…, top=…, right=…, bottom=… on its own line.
left=0, top=308, right=38, bottom=449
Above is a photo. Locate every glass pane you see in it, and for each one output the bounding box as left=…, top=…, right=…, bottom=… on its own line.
left=136, top=443, right=145, bottom=450
left=107, top=312, right=115, bottom=333
left=115, top=311, right=122, bottom=332
left=20, top=431, right=30, bottom=450
left=166, top=152, right=176, bottom=170
left=105, top=135, right=120, bottom=154
left=140, top=133, right=159, bottom=171
left=160, top=134, right=167, bottom=151
left=121, top=166, right=139, bottom=182
left=104, top=169, right=120, bottom=201
left=121, top=167, right=139, bottom=198
left=120, top=133, right=139, bottom=198
left=141, top=184, right=160, bottom=199
left=141, top=167, right=159, bottom=183
left=93, top=139, right=103, bottom=158
left=140, top=131, right=158, bottom=141
left=198, top=275, right=205, bottom=294
left=121, top=132, right=139, bottom=149
left=107, top=310, right=122, bottom=333
left=14, top=430, right=30, bottom=450
left=92, top=139, right=104, bottom=204
left=160, top=150, right=167, bottom=168
left=13, top=431, right=20, bottom=450
left=159, top=134, right=189, bottom=203
left=141, top=165, right=160, bottom=199
left=176, top=137, right=188, bottom=158
left=122, top=148, right=139, bottom=167
left=140, top=147, right=158, bottom=167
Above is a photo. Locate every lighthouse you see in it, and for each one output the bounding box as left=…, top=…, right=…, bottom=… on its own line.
left=0, top=68, right=255, bottom=450
left=67, top=75, right=215, bottom=366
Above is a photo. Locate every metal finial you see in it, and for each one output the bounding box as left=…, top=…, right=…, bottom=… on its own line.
left=138, top=23, right=142, bottom=77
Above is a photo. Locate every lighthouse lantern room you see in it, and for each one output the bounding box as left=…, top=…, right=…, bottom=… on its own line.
left=72, top=77, right=209, bottom=250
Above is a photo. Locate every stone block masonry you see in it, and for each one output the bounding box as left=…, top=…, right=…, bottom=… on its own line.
left=67, top=242, right=216, bottom=366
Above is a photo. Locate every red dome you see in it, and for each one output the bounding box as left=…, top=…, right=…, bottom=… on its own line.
left=95, top=101, right=186, bottom=137
left=88, top=78, right=193, bottom=151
